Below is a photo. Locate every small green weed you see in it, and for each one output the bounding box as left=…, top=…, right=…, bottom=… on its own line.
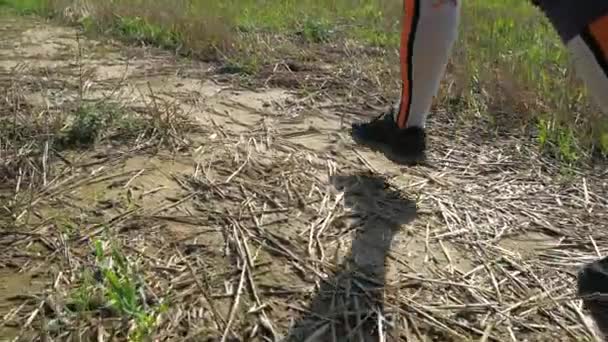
left=69, top=240, right=167, bottom=342
left=600, top=131, right=608, bottom=157
left=537, top=118, right=550, bottom=149
left=114, top=112, right=147, bottom=139
left=59, top=103, right=151, bottom=148
left=61, top=105, right=104, bottom=147
left=218, top=57, right=259, bottom=75
left=114, top=16, right=181, bottom=49
left=593, top=120, right=608, bottom=157
left=301, top=18, right=332, bottom=43
left=77, top=15, right=97, bottom=33
left=536, top=118, right=581, bottom=164
left=556, top=127, right=580, bottom=164
left=69, top=269, right=101, bottom=313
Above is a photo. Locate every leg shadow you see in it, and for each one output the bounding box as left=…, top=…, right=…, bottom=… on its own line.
left=284, top=172, right=417, bottom=342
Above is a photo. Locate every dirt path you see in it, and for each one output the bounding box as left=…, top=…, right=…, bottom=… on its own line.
left=1, top=14, right=606, bottom=341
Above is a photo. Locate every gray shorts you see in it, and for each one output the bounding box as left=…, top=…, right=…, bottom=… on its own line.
left=532, top=0, right=608, bottom=42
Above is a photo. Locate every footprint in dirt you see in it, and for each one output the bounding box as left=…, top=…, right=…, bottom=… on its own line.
left=284, top=172, right=417, bottom=342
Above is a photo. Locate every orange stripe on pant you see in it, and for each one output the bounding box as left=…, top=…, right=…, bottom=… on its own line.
left=584, top=14, right=608, bottom=77
left=397, top=0, right=420, bottom=129
left=590, top=15, right=608, bottom=59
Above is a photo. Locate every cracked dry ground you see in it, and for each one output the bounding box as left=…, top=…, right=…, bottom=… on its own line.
left=1, top=14, right=607, bottom=342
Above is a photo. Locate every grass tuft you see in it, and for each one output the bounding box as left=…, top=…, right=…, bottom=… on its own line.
left=91, top=238, right=167, bottom=341
left=64, top=237, right=167, bottom=342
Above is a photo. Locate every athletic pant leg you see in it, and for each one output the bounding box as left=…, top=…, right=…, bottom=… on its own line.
left=533, top=0, right=608, bottom=113
left=535, top=3, right=608, bottom=336
left=394, top=0, right=461, bottom=129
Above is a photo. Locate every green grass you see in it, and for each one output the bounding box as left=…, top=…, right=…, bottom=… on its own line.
left=65, top=238, right=167, bottom=341
left=2, top=0, right=607, bottom=162
left=59, top=102, right=163, bottom=149
left=0, top=0, right=49, bottom=14
left=93, top=238, right=167, bottom=341
left=454, top=0, right=606, bottom=163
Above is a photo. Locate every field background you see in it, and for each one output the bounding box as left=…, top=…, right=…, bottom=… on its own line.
left=0, top=0, right=607, bottom=341
left=3, top=0, right=607, bottom=163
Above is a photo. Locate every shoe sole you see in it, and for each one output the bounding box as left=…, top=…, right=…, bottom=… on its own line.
left=351, top=132, right=425, bottom=166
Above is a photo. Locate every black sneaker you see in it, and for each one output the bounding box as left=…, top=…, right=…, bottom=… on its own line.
left=350, top=108, right=426, bottom=166
left=578, top=256, right=608, bottom=339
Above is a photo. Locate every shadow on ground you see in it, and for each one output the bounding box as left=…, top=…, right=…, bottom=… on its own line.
left=284, top=172, right=417, bottom=342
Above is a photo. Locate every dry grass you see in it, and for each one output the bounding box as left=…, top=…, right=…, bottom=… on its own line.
left=2, top=103, right=606, bottom=340
left=0, top=5, right=607, bottom=342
